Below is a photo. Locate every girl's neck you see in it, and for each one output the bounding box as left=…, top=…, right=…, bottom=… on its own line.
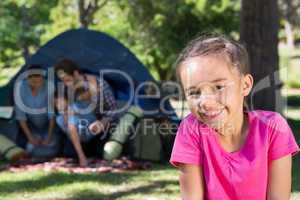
left=215, top=111, right=249, bottom=153
left=217, top=109, right=246, bottom=139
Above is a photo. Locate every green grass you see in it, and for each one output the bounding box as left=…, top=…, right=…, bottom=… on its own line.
left=288, top=118, right=300, bottom=193
left=0, top=164, right=180, bottom=200
left=279, top=46, right=300, bottom=89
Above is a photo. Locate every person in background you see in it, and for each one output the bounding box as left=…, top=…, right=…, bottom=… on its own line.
left=14, top=64, right=60, bottom=158
left=54, top=59, right=118, bottom=166
left=54, top=59, right=117, bottom=134
left=54, top=85, right=105, bottom=166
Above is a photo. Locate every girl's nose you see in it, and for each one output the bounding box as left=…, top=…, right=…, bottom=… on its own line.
left=198, top=95, right=219, bottom=112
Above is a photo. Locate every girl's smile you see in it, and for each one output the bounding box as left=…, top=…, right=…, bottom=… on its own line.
left=200, top=109, right=224, bottom=121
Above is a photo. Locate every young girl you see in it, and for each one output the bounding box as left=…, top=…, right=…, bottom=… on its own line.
left=170, top=35, right=300, bottom=200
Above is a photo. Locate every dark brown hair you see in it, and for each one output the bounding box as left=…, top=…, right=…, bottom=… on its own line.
left=175, top=34, right=250, bottom=82
left=26, top=64, right=45, bottom=78
left=54, top=58, right=81, bottom=76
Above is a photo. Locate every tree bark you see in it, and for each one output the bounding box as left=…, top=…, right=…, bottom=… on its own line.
left=78, top=0, right=88, bottom=28
left=240, top=0, right=282, bottom=112
left=22, top=46, right=30, bottom=62
left=20, top=6, right=32, bottom=61
left=78, top=0, right=108, bottom=28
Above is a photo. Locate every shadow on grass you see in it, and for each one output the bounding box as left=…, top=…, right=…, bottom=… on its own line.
left=286, top=95, right=300, bottom=107
left=291, top=55, right=300, bottom=59
left=0, top=171, right=136, bottom=195
left=65, top=180, right=178, bottom=200
left=287, top=118, right=300, bottom=193
left=288, top=118, right=300, bottom=141
left=292, top=155, right=300, bottom=192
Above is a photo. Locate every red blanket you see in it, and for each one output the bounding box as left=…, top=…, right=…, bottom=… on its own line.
left=3, top=157, right=152, bottom=174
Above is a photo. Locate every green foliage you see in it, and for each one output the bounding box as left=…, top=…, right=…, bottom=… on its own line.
left=0, top=0, right=240, bottom=81
left=279, top=0, right=300, bottom=26
left=117, top=0, right=240, bottom=80
left=41, top=0, right=80, bottom=44
left=0, top=0, right=58, bottom=70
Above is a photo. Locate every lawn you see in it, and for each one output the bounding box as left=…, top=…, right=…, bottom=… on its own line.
left=0, top=164, right=180, bottom=200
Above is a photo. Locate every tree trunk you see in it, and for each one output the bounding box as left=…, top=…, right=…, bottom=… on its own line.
left=284, top=20, right=295, bottom=49
left=78, top=0, right=88, bottom=28
left=240, top=0, right=282, bottom=112
left=77, top=0, right=108, bottom=28
left=22, top=46, right=30, bottom=62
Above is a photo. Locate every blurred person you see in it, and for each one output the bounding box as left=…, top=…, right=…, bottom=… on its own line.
left=14, top=64, right=60, bottom=158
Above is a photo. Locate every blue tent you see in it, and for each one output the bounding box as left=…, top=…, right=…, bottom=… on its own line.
left=0, top=29, right=179, bottom=161
left=0, top=28, right=178, bottom=119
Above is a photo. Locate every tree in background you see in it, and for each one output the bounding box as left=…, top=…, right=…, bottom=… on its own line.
left=0, top=0, right=58, bottom=68
left=118, top=0, right=240, bottom=80
left=0, top=0, right=240, bottom=82
left=41, top=0, right=110, bottom=44
left=279, top=0, right=300, bottom=49
left=78, top=0, right=108, bottom=28
left=240, top=0, right=281, bottom=111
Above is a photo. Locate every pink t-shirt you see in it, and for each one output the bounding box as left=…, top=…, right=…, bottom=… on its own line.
left=170, top=110, right=300, bottom=200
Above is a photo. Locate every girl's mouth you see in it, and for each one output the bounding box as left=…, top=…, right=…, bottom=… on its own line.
left=200, top=109, right=224, bottom=121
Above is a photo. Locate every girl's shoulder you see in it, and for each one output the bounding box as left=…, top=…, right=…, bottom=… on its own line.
left=249, top=110, right=287, bottom=126
left=250, top=111, right=300, bottom=160
left=248, top=110, right=293, bottom=138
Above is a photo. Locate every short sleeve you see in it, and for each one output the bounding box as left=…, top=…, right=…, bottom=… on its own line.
left=48, top=112, right=55, bottom=119
left=68, top=115, right=78, bottom=126
left=47, top=85, right=55, bottom=119
left=14, top=103, right=27, bottom=121
left=170, top=115, right=203, bottom=167
left=14, top=82, right=27, bottom=121
left=56, top=115, right=63, bottom=127
left=268, top=113, right=300, bottom=161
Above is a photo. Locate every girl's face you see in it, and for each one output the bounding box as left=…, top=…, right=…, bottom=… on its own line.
left=179, top=55, right=253, bottom=130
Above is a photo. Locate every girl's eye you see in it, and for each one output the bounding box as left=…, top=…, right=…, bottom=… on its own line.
left=188, top=91, right=201, bottom=97
left=216, top=85, right=226, bottom=90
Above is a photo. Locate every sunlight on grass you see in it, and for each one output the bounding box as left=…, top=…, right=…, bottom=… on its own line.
left=279, top=46, right=300, bottom=89
left=0, top=165, right=180, bottom=200
left=285, top=107, right=300, bottom=120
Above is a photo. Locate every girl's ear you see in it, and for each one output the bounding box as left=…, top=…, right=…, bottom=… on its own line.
left=242, top=74, right=253, bottom=97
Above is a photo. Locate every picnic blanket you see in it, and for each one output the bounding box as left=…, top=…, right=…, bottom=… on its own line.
left=1, top=157, right=152, bottom=174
